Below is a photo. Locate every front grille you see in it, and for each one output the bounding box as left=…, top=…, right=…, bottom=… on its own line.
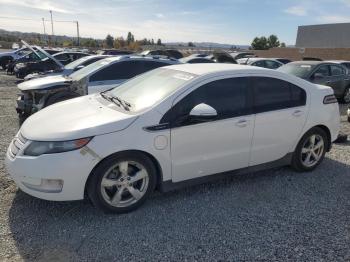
left=8, top=132, right=27, bottom=158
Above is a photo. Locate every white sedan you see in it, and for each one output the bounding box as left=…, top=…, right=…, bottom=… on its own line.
left=5, top=64, right=340, bottom=213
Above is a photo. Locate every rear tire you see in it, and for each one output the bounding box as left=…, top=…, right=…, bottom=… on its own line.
left=87, top=152, right=157, bottom=213
left=342, top=87, right=350, bottom=104
left=291, top=127, right=328, bottom=172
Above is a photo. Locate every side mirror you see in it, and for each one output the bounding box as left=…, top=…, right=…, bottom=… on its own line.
left=189, top=103, right=217, bottom=121
left=313, top=72, right=324, bottom=80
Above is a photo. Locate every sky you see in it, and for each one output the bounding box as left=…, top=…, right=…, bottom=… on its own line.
left=1, top=0, right=350, bottom=45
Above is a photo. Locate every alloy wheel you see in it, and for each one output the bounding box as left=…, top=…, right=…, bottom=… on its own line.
left=100, top=161, right=149, bottom=208
left=344, top=88, right=350, bottom=103
left=300, top=134, right=325, bottom=168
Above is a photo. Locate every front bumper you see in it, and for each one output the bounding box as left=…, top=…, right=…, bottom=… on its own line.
left=5, top=136, right=99, bottom=201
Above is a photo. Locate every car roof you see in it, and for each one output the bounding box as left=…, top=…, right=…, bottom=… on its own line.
left=164, top=63, right=269, bottom=75
left=326, top=60, right=350, bottom=63
left=53, top=51, right=90, bottom=56
left=288, top=61, right=328, bottom=66
left=100, top=55, right=179, bottom=64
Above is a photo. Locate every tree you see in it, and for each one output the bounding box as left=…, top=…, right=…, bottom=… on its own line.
left=251, top=36, right=268, bottom=50
left=105, top=34, right=114, bottom=48
left=151, top=39, right=154, bottom=45
left=127, top=32, right=135, bottom=45
left=280, top=42, right=286, bottom=48
left=267, top=34, right=280, bottom=48
left=188, top=42, right=195, bottom=47
left=114, top=37, right=126, bottom=49
left=157, top=38, right=162, bottom=45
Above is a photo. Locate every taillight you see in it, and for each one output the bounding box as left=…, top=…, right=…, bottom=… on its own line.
left=323, top=95, right=338, bottom=104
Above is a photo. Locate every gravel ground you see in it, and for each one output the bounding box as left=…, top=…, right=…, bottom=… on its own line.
left=0, top=70, right=350, bottom=261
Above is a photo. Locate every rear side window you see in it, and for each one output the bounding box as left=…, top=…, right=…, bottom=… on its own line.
left=253, top=77, right=306, bottom=113
left=161, top=77, right=251, bottom=126
left=330, top=65, right=345, bottom=76
left=252, top=60, right=265, bottom=68
left=90, top=60, right=169, bottom=82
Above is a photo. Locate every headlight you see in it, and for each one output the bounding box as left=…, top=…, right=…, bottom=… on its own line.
left=15, top=63, right=25, bottom=68
left=23, top=137, right=93, bottom=156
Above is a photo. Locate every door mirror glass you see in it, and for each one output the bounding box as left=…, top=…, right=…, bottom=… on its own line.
left=189, top=103, right=217, bottom=119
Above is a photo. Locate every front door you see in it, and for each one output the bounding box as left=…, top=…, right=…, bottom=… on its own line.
left=168, top=77, right=254, bottom=182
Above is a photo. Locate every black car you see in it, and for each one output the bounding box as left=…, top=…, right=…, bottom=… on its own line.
left=141, top=49, right=183, bottom=59
left=14, top=52, right=90, bottom=79
left=207, top=52, right=237, bottom=64
left=179, top=57, right=214, bottom=64
left=97, top=49, right=134, bottom=55
left=278, top=61, right=350, bottom=103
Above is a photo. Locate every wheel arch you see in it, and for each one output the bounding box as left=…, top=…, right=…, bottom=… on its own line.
left=299, top=125, right=332, bottom=152
left=84, top=149, right=164, bottom=199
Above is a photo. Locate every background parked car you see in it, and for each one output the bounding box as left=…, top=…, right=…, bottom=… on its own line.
left=278, top=61, right=350, bottom=103
left=207, top=52, right=237, bottom=63
left=274, top=58, right=292, bottom=64
left=237, top=58, right=283, bottom=69
left=16, top=55, right=180, bottom=121
left=97, top=49, right=134, bottom=55
left=327, top=60, right=350, bottom=70
left=24, top=55, right=110, bottom=81
left=140, top=49, right=183, bottom=59
left=229, top=51, right=255, bottom=60
left=179, top=57, right=214, bottom=64
left=0, top=47, right=30, bottom=69
left=14, top=51, right=90, bottom=79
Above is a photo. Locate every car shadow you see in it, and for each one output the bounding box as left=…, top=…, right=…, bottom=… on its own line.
left=7, top=157, right=350, bottom=261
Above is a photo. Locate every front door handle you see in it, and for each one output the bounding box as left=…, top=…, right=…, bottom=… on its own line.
left=326, top=80, right=331, bottom=84
left=235, top=119, right=248, bottom=127
left=292, top=110, right=303, bottom=117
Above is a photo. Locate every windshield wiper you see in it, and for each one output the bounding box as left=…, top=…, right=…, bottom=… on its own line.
left=112, top=96, right=131, bottom=110
left=100, top=91, right=130, bottom=110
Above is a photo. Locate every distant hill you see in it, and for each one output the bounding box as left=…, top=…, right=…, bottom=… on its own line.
left=165, top=42, right=250, bottom=49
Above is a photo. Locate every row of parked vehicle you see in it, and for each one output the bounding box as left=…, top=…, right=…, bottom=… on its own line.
left=2, top=42, right=349, bottom=214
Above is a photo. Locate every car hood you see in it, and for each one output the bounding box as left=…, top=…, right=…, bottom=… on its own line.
left=24, top=69, right=70, bottom=81
left=18, top=75, right=72, bottom=91
left=21, top=94, right=138, bottom=141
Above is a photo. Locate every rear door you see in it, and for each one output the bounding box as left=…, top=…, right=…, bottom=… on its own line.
left=328, top=64, right=348, bottom=97
left=250, top=77, right=308, bottom=166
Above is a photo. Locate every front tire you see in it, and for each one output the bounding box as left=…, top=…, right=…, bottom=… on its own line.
left=87, top=152, right=157, bottom=213
left=291, top=127, right=328, bottom=172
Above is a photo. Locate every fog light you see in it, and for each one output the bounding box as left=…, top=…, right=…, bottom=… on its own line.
left=22, top=179, right=63, bottom=193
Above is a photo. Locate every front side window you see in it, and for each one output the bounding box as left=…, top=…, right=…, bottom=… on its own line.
left=265, top=60, right=281, bottom=69
left=313, top=65, right=330, bottom=77
left=161, top=77, right=251, bottom=127
left=252, top=60, right=265, bottom=68
left=253, top=77, right=306, bottom=113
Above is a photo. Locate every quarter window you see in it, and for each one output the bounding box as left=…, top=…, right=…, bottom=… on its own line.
left=253, top=77, right=306, bottom=113
left=330, top=65, right=345, bottom=76
left=161, top=77, right=251, bottom=126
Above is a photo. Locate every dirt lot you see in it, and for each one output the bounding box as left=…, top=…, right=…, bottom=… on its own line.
left=0, top=70, right=350, bottom=261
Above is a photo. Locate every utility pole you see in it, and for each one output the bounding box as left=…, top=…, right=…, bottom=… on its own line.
left=49, top=10, right=54, bottom=46
left=42, top=18, right=47, bottom=45
left=75, top=21, right=80, bottom=46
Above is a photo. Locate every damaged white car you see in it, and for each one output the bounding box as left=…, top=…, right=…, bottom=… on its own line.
left=16, top=55, right=179, bottom=122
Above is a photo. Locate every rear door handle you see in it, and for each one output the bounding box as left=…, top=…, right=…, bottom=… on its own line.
left=292, top=110, right=303, bottom=117
left=235, top=119, right=248, bottom=127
